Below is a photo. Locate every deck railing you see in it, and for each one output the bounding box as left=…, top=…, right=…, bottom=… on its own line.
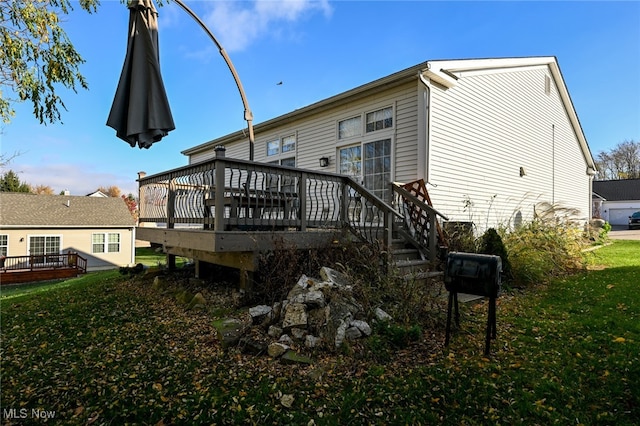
left=392, top=183, right=449, bottom=261
left=0, top=253, right=87, bottom=274
left=138, top=157, right=447, bottom=261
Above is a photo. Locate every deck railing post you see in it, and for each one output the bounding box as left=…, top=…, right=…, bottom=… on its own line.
left=299, top=172, right=307, bottom=231
left=167, top=173, right=176, bottom=230
left=429, top=212, right=437, bottom=263
left=341, top=178, right=350, bottom=226
left=214, top=158, right=226, bottom=232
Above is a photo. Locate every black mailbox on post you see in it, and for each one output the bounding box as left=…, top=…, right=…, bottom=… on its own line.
left=444, top=252, right=502, bottom=355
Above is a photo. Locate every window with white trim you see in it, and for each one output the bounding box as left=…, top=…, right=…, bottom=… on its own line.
left=338, top=116, right=361, bottom=139
left=366, top=107, right=393, bottom=133
left=266, top=135, right=296, bottom=157
left=29, top=235, right=61, bottom=263
left=92, top=233, right=121, bottom=253
left=0, top=234, right=7, bottom=257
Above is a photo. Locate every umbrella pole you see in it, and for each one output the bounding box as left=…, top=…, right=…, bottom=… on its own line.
left=173, top=0, right=255, bottom=161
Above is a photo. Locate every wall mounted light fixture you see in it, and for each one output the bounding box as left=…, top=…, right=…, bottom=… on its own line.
left=519, top=166, right=527, bottom=177
left=319, top=156, right=330, bottom=168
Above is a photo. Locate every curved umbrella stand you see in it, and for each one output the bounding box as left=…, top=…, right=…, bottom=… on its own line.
left=173, top=0, right=256, bottom=161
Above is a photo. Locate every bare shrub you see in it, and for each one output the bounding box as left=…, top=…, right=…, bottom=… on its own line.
left=502, top=210, right=591, bottom=287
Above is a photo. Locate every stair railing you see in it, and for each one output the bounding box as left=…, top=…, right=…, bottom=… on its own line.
left=391, top=183, right=449, bottom=262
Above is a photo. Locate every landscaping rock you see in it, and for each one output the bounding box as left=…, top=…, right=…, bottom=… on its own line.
left=374, top=307, right=392, bottom=322
left=242, top=266, right=390, bottom=357
left=351, top=320, right=372, bottom=336
left=304, top=290, right=326, bottom=308
left=175, top=289, right=194, bottom=305
left=345, top=326, right=362, bottom=340
left=152, top=276, right=169, bottom=291
left=305, top=335, right=321, bottom=348
left=187, top=292, right=206, bottom=310
left=320, top=266, right=351, bottom=289
left=278, top=334, right=293, bottom=345
left=280, top=350, right=313, bottom=365
left=268, top=325, right=283, bottom=338
left=249, top=305, right=272, bottom=324
left=268, top=342, right=289, bottom=358
left=212, top=318, right=247, bottom=349
left=282, top=303, right=307, bottom=330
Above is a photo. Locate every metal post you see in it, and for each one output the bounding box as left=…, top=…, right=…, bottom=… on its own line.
left=173, top=0, right=255, bottom=161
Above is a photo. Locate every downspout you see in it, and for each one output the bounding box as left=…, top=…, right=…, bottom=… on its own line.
left=418, top=73, right=431, bottom=183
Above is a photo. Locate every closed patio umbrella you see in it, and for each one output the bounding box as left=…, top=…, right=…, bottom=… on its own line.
left=107, top=0, right=175, bottom=149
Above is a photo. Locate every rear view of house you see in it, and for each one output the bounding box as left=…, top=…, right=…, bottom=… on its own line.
left=135, top=56, right=596, bottom=285
left=0, top=193, right=136, bottom=273
left=183, top=56, right=596, bottom=230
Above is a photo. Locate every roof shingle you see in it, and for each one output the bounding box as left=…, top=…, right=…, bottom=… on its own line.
left=592, top=179, right=640, bottom=202
left=0, top=193, right=136, bottom=228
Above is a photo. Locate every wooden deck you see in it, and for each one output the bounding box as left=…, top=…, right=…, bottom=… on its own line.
left=137, top=156, right=447, bottom=288
left=0, top=254, right=87, bottom=285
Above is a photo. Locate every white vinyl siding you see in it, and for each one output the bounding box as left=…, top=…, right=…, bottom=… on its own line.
left=427, top=67, right=590, bottom=231
left=190, top=82, right=419, bottom=183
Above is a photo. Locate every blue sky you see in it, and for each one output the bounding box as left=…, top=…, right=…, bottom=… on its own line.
left=1, top=0, right=639, bottom=196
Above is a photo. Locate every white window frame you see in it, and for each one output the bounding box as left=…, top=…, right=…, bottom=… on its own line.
left=338, top=116, right=362, bottom=140
left=365, top=106, right=393, bottom=133
left=265, top=134, right=296, bottom=158
left=92, top=232, right=121, bottom=254
left=27, top=235, right=62, bottom=264
left=0, top=234, right=7, bottom=257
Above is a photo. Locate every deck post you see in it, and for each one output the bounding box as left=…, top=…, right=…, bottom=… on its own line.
left=214, top=158, right=226, bottom=232
left=167, top=174, right=177, bottom=269
left=299, top=172, right=307, bottom=231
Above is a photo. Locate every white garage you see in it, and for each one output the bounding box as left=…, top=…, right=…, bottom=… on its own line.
left=593, top=179, right=640, bottom=227
left=608, top=208, right=639, bottom=226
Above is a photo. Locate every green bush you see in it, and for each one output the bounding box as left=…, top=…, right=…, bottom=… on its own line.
left=478, top=228, right=512, bottom=282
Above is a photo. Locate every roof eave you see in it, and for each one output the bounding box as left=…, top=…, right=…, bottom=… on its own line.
left=181, top=62, right=429, bottom=157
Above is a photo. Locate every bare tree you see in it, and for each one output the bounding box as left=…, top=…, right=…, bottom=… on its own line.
left=32, top=185, right=55, bottom=195
left=97, top=186, right=122, bottom=198
left=595, top=139, right=640, bottom=180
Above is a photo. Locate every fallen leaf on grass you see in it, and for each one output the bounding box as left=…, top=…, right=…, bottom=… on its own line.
left=613, top=337, right=625, bottom=343
left=281, top=394, right=295, bottom=408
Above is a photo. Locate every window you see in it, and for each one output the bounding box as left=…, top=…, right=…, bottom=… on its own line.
left=92, top=233, right=121, bottom=253
left=267, top=157, right=296, bottom=192
left=267, top=140, right=280, bottom=156
left=339, top=145, right=362, bottom=177
left=363, top=139, right=392, bottom=201
left=281, top=135, right=295, bottom=153
left=29, top=235, right=61, bottom=263
left=266, top=135, right=296, bottom=156
left=366, top=107, right=393, bottom=133
left=338, top=116, right=361, bottom=139
left=0, top=235, right=7, bottom=257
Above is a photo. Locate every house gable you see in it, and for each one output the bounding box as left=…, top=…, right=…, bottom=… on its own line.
left=0, top=193, right=136, bottom=271
left=178, top=57, right=595, bottom=230
left=0, top=193, right=135, bottom=228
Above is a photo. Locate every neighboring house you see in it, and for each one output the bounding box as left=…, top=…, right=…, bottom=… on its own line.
left=181, top=56, right=597, bottom=231
left=86, top=190, right=109, bottom=198
left=0, top=193, right=136, bottom=271
left=592, top=179, right=640, bottom=225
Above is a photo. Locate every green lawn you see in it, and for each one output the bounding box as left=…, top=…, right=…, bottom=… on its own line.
left=1, top=241, right=638, bottom=424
